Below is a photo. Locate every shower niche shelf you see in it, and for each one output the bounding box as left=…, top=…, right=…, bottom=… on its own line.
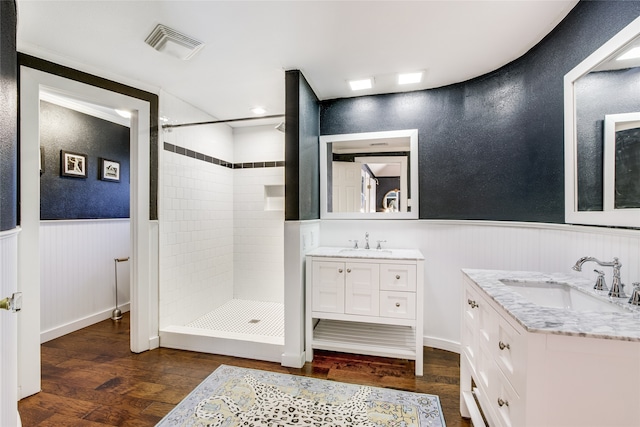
left=305, top=247, right=424, bottom=376
left=264, top=185, right=284, bottom=211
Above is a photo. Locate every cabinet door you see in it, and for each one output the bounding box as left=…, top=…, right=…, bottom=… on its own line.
left=312, top=261, right=345, bottom=313
left=345, top=263, right=380, bottom=316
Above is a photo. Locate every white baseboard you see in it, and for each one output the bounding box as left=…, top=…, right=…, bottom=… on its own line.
left=281, top=351, right=306, bottom=368
left=40, top=302, right=131, bottom=343
left=149, top=335, right=160, bottom=349
left=424, top=335, right=460, bottom=354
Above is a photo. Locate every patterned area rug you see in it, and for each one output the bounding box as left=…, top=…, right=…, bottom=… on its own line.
left=157, top=365, right=446, bottom=426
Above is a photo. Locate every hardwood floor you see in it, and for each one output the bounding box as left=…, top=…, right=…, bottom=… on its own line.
left=18, top=313, right=471, bottom=426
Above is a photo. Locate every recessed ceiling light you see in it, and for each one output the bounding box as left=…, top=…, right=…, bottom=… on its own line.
left=349, top=78, right=373, bottom=91
left=616, top=46, right=640, bottom=61
left=115, top=109, right=131, bottom=118
left=398, top=72, right=423, bottom=85
left=251, top=107, right=266, bottom=115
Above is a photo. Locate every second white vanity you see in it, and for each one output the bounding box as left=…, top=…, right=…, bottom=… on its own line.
left=305, top=247, right=424, bottom=375
left=461, top=269, right=640, bottom=427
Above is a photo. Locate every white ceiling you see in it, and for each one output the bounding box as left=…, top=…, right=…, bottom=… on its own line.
left=16, top=0, right=578, bottom=126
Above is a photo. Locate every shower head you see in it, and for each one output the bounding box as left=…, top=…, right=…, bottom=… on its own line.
left=275, top=122, right=285, bottom=133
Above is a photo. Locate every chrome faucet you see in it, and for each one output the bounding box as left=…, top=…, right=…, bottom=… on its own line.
left=364, top=232, right=370, bottom=250
left=572, top=257, right=626, bottom=298
left=593, top=269, right=608, bottom=292
left=629, top=283, right=640, bottom=306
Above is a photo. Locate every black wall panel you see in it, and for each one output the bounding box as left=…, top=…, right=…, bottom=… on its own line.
left=0, top=1, right=17, bottom=231
left=40, top=101, right=130, bottom=219
left=320, top=1, right=640, bottom=223
left=285, top=70, right=320, bottom=221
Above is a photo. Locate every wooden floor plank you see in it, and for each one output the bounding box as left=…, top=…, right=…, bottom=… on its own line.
left=18, top=313, right=471, bottom=427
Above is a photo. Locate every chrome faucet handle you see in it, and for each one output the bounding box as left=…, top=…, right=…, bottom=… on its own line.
left=349, top=240, right=359, bottom=249
left=609, top=277, right=627, bottom=298
left=376, top=240, right=387, bottom=250
left=364, top=232, right=370, bottom=250
left=628, top=283, right=640, bottom=306
left=593, top=269, right=608, bottom=292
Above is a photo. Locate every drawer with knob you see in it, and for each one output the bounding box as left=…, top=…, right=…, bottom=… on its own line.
left=379, top=290, right=416, bottom=319
left=494, top=315, right=524, bottom=393
left=380, top=264, right=416, bottom=292
left=489, top=363, right=522, bottom=427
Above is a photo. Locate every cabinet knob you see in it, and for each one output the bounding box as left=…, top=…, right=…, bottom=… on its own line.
left=497, top=398, right=509, bottom=407
left=347, top=268, right=351, bottom=273
left=395, top=274, right=401, bottom=280
left=338, top=269, right=343, bottom=273
left=467, top=299, right=478, bottom=308
left=395, top=302, right=400, bottom=307
left=498, top=341, right=510, bottom=350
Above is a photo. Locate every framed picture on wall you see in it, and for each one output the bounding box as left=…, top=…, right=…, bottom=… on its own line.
left=60, top=150, right=87, bottom=178
left=100, top=158, right=120, bottom=182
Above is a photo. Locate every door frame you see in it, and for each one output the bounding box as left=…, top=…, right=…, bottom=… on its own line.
left=18, top=66, right=157, bottom=398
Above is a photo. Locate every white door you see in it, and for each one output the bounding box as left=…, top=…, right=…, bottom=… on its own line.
left=365, top=176, right=377, bottom=213
left=0, top=230, right=20, bottom=426
left=345, top=263, right=380, bottom=316
left=332, top=162, right=362, bottom=212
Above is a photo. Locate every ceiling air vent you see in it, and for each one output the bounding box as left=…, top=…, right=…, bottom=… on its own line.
left=145, top=24, right=204, bottom=60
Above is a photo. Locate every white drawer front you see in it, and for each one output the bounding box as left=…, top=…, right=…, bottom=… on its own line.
left=380, top=291, right=416, bottom=319
left=489, top=367, right=522, bottom=427
left=494, top=316, right=523, bottom=393
left=380, top=264, right=416, bottom=292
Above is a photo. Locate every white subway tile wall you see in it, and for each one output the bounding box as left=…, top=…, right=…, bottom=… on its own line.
left=159, top=94, right=285, bottom=330
left=233, top=126, right=285, bottom=303
left=160, top=151, right=234, bottom=328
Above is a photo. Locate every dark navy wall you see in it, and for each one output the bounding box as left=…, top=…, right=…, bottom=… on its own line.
left=320, top=1, right=640, bottom=223
left=40, top=101, right=130, bottom=219
left=19, top=54, right=159, bottom=220
left=0, top=0, right=17, bottom=231
left=285, top=70, right=320, bottom=221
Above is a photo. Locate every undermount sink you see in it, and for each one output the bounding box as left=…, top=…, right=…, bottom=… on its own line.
left=338, top=248, right=392, bottom=255
left=500, top=280, right=629, bottom=313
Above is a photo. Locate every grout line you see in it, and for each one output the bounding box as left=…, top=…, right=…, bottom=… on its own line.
left=164, top=142, right=285, bottom=169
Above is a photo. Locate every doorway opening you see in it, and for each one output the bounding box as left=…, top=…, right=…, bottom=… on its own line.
left=18, top=66, right=156, bottom=399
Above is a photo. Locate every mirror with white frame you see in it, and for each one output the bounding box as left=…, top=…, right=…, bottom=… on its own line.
left=565, top=16, right=640, bottom=227
left=320, top=129, right=419, bottom=219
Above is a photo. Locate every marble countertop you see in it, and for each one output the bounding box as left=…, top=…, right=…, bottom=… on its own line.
left=463, top=269, right=640, bottom=342
left=306, top=247, right=424, bottom=261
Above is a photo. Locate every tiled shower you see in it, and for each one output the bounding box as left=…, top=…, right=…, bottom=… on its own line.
left=158, top=93, right=285, bottom=360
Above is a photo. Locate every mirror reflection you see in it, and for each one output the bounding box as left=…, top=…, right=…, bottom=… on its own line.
left=575, top=33, right=640, bottom=212
left=565, top=16, right=640, bottom=227
left=320, top=129, right=418, bottom=219
left=604, top=113, right=640, bottom=209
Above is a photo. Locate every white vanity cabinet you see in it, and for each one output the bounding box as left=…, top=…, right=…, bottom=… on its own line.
left=305, top=248, right=424, bottom=376
left=461, top=272, right=640, bottom=427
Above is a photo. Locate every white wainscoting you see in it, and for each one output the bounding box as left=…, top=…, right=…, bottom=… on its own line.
left=40, top=219, right=130, bottom=342
left=318, top=220, right=640, bottom=353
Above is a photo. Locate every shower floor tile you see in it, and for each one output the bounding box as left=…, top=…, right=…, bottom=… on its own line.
left=186, top=299, right=284, bottom=337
